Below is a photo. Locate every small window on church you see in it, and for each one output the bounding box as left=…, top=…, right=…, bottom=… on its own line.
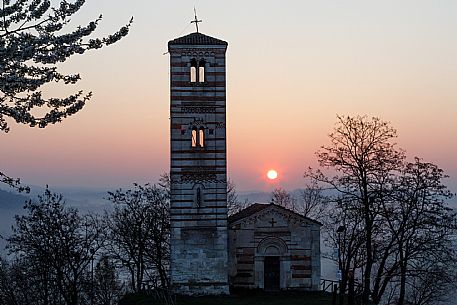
left=199, top=128, right=205, bottom=147
left=198, top=60, right=205, bottom=83
left=190, top=59, right=197, bottom=83
left=196, top=187, right=202, bottom=207
left=191, top=129, right=198, bottom=147
left=193, top=184, right=205, bottom=207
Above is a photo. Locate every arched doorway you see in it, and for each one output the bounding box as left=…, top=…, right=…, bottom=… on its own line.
left=256, top=237, right=288, bottom=291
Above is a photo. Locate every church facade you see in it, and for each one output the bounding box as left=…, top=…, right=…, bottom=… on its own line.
left=168, top=31, right=321, bottom=295
left=228, top=204, right=321, bottom=291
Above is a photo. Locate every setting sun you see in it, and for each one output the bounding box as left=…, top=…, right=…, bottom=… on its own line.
left=267, top=169, right=278, bottom=180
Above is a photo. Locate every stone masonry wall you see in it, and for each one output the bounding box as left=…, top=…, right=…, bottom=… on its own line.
left=168, top=37, right=229, bottom=295
left=228, top=205, right=321, bottom=291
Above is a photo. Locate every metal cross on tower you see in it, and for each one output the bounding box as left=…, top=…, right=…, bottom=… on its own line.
left=191, top=7, right=202, bottom=33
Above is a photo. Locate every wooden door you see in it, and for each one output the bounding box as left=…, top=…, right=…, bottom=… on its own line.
left=264, top=256, right=280, bottom=291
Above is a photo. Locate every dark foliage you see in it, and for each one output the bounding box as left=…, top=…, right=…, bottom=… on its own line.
left=105, top=183, right=170, bottom=292
left=5, top=187, right=103, bottom=305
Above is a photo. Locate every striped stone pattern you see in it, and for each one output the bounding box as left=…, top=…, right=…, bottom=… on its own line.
left=228, top=204, right=321, bottom=291
left=168, top=33, right=229, bottom=295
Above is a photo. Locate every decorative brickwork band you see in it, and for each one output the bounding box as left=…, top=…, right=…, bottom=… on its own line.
left=180, top=172, right=217, bottom=183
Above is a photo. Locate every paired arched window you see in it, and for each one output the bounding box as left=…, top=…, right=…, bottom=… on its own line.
left=191, top=129, right=198, bottom=147
left=199, top=128, right=204, bottom=147
left=198, top=59, right=205, bottom=82
left=190, top=62, right=197, bottom=83
left=191, top=127, right=205, bottom=148
left=190, top=59, right=205, bottom=83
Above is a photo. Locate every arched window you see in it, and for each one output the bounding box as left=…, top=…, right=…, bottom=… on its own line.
left=191, top=127, right=205, bottom=148
left=199, top=128, right=205, bottom=147
left=190, top=59, right=197, bottom=83
left=191, top=128, right=198, bottom=147
left=190, top=58, right=205, bottom=83
left=198, top=60, right=205, bottom=83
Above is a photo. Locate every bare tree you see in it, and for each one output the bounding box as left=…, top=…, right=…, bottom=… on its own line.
left=0, top=256, right=49, bottom=305
left=383, top=158, right=457, bottom=305
left=105, top=183, right=170, bottom=291
left=227, top=179, right=249, bottom=216
left=307, top=115, right=457, bottom=305
left=403, top=256, right=457, bottom=305
left=0, top=257, right=19, bottom=305
left=0, top=256, right=56, bottom=305
left=270, top=187, right=295, bottom=210
left=6, top=187, right=102, bottom=305
left=307, top=115, right=404, bottom=304
left=93, top=256, right=124, bottom=305
left=298, top=181, right=327, bottom=220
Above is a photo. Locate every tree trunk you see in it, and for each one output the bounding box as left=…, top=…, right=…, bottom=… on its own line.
left=362, top=196, right=373, bottom=305
left=398, top=259, right=407, bottom=305
left=340, top=273, right=347, bottom=305
left=348, top=270, right=355, bottom=305
left=156, top=247, right=168, bottom=288
left=70, top=288, right=78, bottom=305
left=136, top=261, right=142, bottom=292
left=130, top=268, right=136, bottom=292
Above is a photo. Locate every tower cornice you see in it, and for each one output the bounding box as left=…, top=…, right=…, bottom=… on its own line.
left=168, top=32, right=228, bottom=48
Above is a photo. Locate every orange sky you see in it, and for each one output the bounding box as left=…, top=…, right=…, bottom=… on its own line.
left=1, top=1, right=456, bottom=193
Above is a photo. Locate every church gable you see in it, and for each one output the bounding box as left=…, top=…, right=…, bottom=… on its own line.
left=228, top=203, right=321, bottom=291
left=229, top=203, right=322, bottom=229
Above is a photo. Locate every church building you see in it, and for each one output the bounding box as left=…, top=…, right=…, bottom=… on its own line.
left=228, top=203, right=321, bottom=291
left=168, top=29, right=321, bottom=295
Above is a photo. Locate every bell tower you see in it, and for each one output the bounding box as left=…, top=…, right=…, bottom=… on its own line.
left=168, top=31, right=229, bottom=295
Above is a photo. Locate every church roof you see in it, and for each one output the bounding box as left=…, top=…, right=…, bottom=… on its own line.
left=228, top=203, right=322, bottom=226
left=168, top=32, right=228, bottom=46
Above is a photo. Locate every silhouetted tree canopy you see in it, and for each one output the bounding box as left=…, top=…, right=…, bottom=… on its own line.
left=270, top=187, right=295, bottom=210
left=5, top=187, right=103, bottom=305
left=105, top=183, right=170, bottom=291
left=227, top=179, right=250, bottom=216
left=307, top=115, right=457, bottom=305
left=93, top=256, right=124, bottom=305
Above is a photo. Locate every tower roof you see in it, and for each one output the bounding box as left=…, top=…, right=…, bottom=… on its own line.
left=168, top=32, right=228, bottom=47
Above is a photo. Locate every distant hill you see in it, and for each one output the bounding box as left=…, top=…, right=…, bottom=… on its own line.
left=239, top=191, right=271, bottom=203
left=0, top=189, right=29, bottom=252
left=0, top=189, right=28, bottom=210
left=239, top=189, right=327, bottom=204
